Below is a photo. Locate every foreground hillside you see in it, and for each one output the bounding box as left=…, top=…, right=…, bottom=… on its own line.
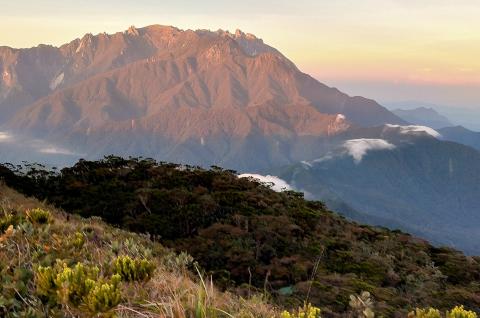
left=1, top=157, right=480, bottom=317
left=0, top=184, right=280, bottom=317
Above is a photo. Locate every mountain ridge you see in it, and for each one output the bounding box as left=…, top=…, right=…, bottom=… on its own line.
left=1, top=24, right=405, bottom=169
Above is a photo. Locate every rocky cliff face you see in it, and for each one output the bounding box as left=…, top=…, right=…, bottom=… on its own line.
left=0, top=25, right=405, bottom=169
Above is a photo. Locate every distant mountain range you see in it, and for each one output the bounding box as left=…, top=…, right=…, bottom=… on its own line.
left=0, top=25, right=404, bottom=170
left=388, top=107, right=480, bottom=151
left=273, top=126, right=480, bottom=254
left=2, top=25, right=480, bottom=255
left=385, top=101, right=480, bottom=131
left=439, top=126, right=480, bottom=151
left=392, top=107, right=453, bottom=129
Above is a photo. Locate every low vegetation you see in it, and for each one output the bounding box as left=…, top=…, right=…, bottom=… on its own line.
left=1, top=157, right=480, bottom=316
left=0, top=185, right=276, bottom=317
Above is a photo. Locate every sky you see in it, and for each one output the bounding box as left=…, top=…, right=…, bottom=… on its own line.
left=1, top=0, right=479, bottom=126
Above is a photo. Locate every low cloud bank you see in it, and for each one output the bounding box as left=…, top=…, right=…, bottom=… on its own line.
left=385, top=124, right=441, bottom=138
left=0, top=131, right=80, bottom=157
left=343, top=138, right=396, bottom=163
left=39, top=146, right=78, bottom=156
left=238, top=174, right=293, bottom=192
left=0, top=132, right=12, bottom=142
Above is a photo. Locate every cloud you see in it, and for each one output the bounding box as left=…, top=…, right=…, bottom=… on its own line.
left=385, top=124, right=441, bottom=138
left=343, top=138, right=396, bottom=163
left=238, top=173, right=293, bottom=192
left=0, top=132, right=12, bottom=142
left=38, top=146, right=78, bottom=156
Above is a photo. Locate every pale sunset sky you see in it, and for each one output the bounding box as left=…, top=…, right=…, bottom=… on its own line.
left=1, top=0, right=479, bottom=126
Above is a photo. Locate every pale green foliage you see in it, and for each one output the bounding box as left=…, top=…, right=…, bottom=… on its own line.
left=70, top=231, right=85, bottom=249
left=35, top=262, right=121, bottom=315
left=35, top=265, right=57, bottom=301
left=163, top=250, right=195, bottom=271
left=84, top=274, right=122, bottom=314
left=447, top=306, right=477, bottom=318
left=112, top=255, right=155, bottom=282
left=280, top=303, right=321, bottom=318
left=26, top=208, right=51, bottom=224
left=349, top=291, right=375, bottom=318
left=54, top=262, right=99, bottom=306
left=409, top=308, right=442, bottom=318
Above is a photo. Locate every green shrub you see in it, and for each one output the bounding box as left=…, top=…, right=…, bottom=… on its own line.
left=447, top=306, right=477, bottom=318
left=35, top=262, right=121, bottom=315
left=35, top=265, right=57, bottom=302
left=84, top=274, right=122, bottom=314
left=112, top=255, right=155, bottom=282
left=70, top=231, right=85, bottom=249
left=0, top=210, right=23, bottom=233
left=26, top=208, right=51, bottom=225
left=280, top=303, right=322, bottom=318
left=409, top=308, right=441, bottom=318
left=54, top=262, right=99, bottom=306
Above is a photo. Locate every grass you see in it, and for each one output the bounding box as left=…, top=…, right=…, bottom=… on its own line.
left=0, top=184, right=276, bottom=317
left=1, top=183, right=478, bottom=317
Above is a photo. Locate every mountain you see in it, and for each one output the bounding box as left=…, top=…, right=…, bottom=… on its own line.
left=0, top=25, right=405, bottom=169
left=392, top=107, right=453, bottom=129
left=385, top=101, right=480, bottom=131
left=274, top=125, right=480, bottom=255
left=2, top=157, right=480, bottom=316
left=439, top=125, right=480, bottom=151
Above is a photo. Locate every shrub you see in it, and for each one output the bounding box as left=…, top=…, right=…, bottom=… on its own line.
left=112, top=255, right=155, bottom=282
left=349, top=291, right=375, bottom=318
left=409, top=308, right=441, bottom=318
left=54, top=262, right=99, bottom=306
left=1, top=215, right=16, bottom=233
left=280, top=303, right=322, bottom=318
left=447, top=306, right=477, bottom=318
left=84, top=274, right=122, bottom=314
left=35, top=262, right=121, bottom=315
left=26, top=208, right=51, bottom=225
left=70, top=231, right=85, bottom=249
left=35, top=265, right=57, bottom=302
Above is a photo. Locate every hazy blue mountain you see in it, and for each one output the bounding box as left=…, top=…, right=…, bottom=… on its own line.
left=392, top=107, right=453, bottom=129
left=439, top=126, right=480, bottom=151
left=385, top=101, right=480, bottom=131
left=273, top=128, right=480, bottom=254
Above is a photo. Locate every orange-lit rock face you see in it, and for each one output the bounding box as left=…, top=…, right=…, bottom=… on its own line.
left=0, top=25, right=406, bottom=168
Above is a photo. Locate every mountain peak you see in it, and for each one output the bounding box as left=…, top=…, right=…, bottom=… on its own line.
left=126, top=25, right=139, bottom=36
left=1, top=24, right=404, bottom=169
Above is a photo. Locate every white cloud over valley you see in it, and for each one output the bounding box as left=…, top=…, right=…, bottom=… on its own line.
left=238, top=174, right=293, bottom=192
left=343, top=138, right=396, bottom=163
left=0, top=132, right=12, bottom=142
left=385, top=124, right=441, bottom=138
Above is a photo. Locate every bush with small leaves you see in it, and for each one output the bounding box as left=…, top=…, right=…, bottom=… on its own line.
left=1, top=215, right=17, bottom=233
left=35, top=265, right=57, bottom=303
left=163, top=251, right=195, bottom=272
left=112, top=255, right=155, bottom=282
left=280, top=303, right=322, bottom=318
left=447, top=306, right=477, bottom=318
left=409, top=308, right=441, bottom=318
left=54, top=262, right=99, bottom=306
left=349, top=291, right=375, bottom=318
left=70, top=232, right=85, bottom=249
left=26, top=208, right=51, bottom=225
left=35, top=262, right=122, bottom=315
left=84, top=274, right=122, bottom=315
